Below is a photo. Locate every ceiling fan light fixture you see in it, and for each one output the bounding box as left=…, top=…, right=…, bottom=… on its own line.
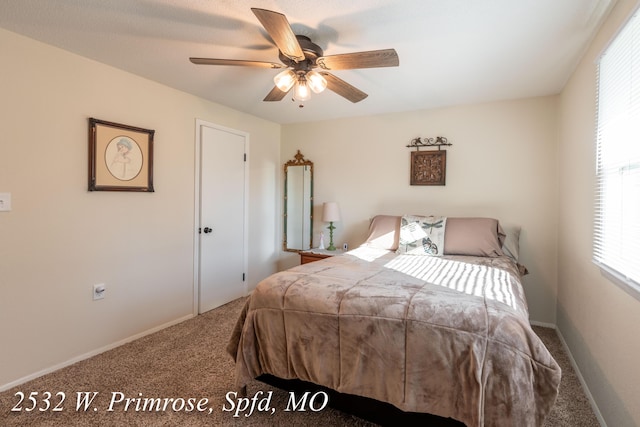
left=274, top=69, right=296, bottom=92
left=307, top=71, right=327, bottom=94
left=293, top=76, right=311, bottom=102
left=190, top=9, right=399, bottom=105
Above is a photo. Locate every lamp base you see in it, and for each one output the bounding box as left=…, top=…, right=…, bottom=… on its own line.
left=327, top=222, right=336, bottom=251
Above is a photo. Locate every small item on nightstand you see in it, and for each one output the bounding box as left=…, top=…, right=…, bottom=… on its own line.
left=343, top=243, right=348, bottom=251
left=319, top=232, right=325, bottom=250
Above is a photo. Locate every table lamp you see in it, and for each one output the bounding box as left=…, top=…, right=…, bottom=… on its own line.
left=322, top=202, right=341, bottom=251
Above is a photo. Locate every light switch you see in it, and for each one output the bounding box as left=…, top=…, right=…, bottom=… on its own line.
left=0, top=193, right=12, bottom=212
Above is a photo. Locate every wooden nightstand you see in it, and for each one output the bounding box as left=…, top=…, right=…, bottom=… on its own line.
left=299, top=249, right=340, bottom=264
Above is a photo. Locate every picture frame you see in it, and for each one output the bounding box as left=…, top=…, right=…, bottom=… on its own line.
left=410, top=150, right=446, bottom=186
left=88, top=118, right=155, bottom=192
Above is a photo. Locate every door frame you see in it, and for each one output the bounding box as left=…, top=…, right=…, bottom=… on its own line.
left=193, top=118, right=250, bottom=316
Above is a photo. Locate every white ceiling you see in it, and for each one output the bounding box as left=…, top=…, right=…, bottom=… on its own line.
left=0, top=0, right=614, bottom=124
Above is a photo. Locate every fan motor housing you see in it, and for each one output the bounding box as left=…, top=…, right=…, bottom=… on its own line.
left=279, top=35, right=323, bottom=70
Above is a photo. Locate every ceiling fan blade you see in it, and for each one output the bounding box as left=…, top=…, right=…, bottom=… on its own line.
left=317, top=49, right=399, bottom=70
left=189, top=58, right=284, bottom=69
left=251, top=8, right=305, bottom=63
left=320, top=72, right=368, bottom=103
left=263, top=86, right=289, bottom=102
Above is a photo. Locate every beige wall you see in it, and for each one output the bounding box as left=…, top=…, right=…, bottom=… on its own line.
left=558, top=0, right=640, bottom=425
left=0, top=28, right=281, bottom=388
left=282, top=96, right=559, bottom=323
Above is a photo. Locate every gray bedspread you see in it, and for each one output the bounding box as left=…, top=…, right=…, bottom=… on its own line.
left=228, top=246, right=561, bottom=426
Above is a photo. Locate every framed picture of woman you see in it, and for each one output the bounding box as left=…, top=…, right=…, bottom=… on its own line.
left=88, top=118, right=154, bottom=192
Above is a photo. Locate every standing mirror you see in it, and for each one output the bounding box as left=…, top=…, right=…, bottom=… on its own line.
left=284, top=150, right=313, bottom=252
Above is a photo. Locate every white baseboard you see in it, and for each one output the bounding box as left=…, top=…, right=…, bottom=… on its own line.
left=0, top=313, right=194, bottom=392
left=535, top=324, right=608, bottom=427
left=530, top=320, right=556, bottom=328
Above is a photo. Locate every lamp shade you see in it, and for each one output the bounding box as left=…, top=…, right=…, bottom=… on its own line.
left=322, top=202, right=341, bottom=222
left=293, top=78, right=311, bottom=102
left=273, top=69, right=296, bottom=92
left=307, top=70, right=327, bottom=94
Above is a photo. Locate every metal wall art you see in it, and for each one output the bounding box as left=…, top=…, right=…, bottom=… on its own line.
left=406, top=137, right=452, bottom=186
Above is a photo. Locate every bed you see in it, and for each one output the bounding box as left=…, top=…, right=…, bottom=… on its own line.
left=228, top=215, right=561, bottom=426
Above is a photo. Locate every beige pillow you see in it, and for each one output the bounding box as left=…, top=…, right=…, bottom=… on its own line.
left=443, top=217, right=505, bottom=257
left=363, top=215, right=401, bottom=250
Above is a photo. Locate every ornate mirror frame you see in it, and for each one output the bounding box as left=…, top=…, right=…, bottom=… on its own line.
left=283, top=150, right=314, bottom=252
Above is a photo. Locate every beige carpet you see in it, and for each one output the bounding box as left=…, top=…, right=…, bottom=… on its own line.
left=0, top=297, right=599, bottom=426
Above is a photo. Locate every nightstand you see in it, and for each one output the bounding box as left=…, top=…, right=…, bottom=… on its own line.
left=299, top=249, right=341, bottom=264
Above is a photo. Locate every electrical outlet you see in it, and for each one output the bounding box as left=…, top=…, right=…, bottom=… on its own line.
left=93, top=284, right=106, bottom=300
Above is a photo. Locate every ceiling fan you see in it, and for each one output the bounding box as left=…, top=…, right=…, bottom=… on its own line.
left=189, top=8, right=399, bottom=104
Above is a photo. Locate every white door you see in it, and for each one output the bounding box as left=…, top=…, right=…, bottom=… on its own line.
left=196, top=121, right=247, bottom=313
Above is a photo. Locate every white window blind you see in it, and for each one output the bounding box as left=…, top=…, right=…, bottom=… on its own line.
left=594, top=8, right=640, bottom=291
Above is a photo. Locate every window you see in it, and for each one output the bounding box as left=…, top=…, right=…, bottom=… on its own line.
left=594, top=8, right=640, bottom=294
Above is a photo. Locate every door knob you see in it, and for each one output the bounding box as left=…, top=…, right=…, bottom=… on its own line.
left=203, top=227, right=213, bottom=234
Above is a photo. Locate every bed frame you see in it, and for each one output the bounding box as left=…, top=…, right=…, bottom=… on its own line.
left=257, top=374, right=465, bottom=426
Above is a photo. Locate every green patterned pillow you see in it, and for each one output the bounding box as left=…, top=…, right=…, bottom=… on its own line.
left=397, top=215, right=447, bottom=256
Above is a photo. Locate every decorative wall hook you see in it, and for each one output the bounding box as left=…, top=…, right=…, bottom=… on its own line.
left=406, top=136, right=452, bottom=151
